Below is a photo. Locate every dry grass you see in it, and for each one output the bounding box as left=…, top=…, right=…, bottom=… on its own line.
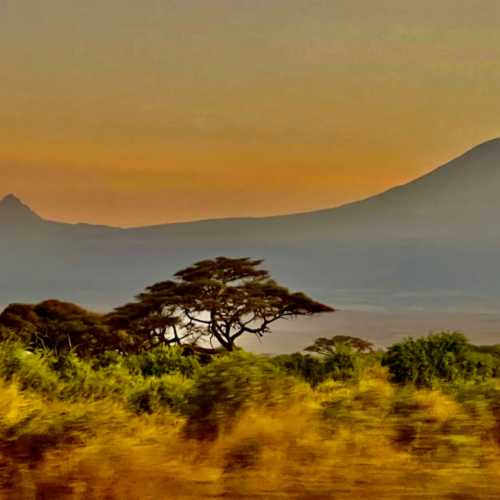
left=1, top=372, right=500, bottom=499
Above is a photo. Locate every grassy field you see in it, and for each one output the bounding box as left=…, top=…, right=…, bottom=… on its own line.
left=0, top=338, right=499, bottom=499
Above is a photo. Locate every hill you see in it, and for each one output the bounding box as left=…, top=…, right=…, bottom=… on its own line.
left=2, top=138, right=500, bottom=312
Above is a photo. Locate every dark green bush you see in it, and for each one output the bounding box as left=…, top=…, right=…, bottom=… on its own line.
left=472, top=345, right=500, bottom=377
left=382, top=332, right=495, bottom=387
left=52, top=352, right=136, bottom=400
left=272, top=347, right=371, bottom=386
left=184, top=351, right=294, bottom=439
left=322, top=348, right=361, bottom=381
left=0, top=342, right=195, bottom=414
left=0, top=300, right=113, bottom=357
left=0, top=342, right=60, bottom=394
left=272, top=353, right=328, bottom=386
left=123, top=344, right=201, bottom=378
left=127, top=373, right=194, bottom=414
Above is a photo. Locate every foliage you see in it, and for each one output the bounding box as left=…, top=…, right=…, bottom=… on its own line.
left=2, top=257, right=500, bottom=495
left=184, top=351, right=297, bottom=438
left=322, top=346, right=362, bottom=381
left=472, top=344, right=500, bottom=377
left=272, top=353, right=330, bottom=386
left=127, top=373, right=194, bottom=414
left=105, top=292, right=182, bottom=352
left=0, top=359, right=499, bottom=498
left=0, top=300, right=113, bottom=357
left=305, top=335, right=374, bottom=355
left=0, top=342, right=194, bottom=415
left=0, top=342, right=60, bottom=394
left=382, top=332, right=497, bottom=387
left=272, top=347, right=373, bottom=386
left=122, top=344, right=201, bottom=378
left=107, top=256, right=334, bottom=352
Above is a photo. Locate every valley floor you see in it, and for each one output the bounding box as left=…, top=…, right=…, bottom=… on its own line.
left=242, top=309, right=500, bottom=354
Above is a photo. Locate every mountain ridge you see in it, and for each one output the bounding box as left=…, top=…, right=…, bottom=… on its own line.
left=3, top=137, right=500, bottom=235
left=0, top=194, right=42, bottom=222
left=2, top=138, right=500, bottom=312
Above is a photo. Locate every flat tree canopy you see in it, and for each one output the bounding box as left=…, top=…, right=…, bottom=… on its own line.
left=305, top=335, right=374, bottom=355
left=0, top=300, right=112, bottom=356
left=108, top=256, right=334, bottom=352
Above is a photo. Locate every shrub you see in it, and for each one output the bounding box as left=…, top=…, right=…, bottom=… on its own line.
left=382, top=332, right=490, bottom=387
left=273, top=347, right=372, bottom=386
left=321, top=375, right=394, bottom=429
left=272, top=353, right=328, bottom=386
left=184, top=352, right=295, bottom=439
left=127, top=373, right=194, bottom=414
left=0, top=300, right=113, bottom=357
left=124, top=345, right=201, bottom=378
left=322, top=348, right=361, bottom=381
left=53, top=352, right=137, bottom=401
left=470, top=345, right=500, bottom=378
left=0, top=342, right=60, bottom=395
left=0, top=343, right=196, bottom=414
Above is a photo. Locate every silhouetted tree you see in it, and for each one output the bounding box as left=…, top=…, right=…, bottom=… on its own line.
left=109, top=257, right=334, bottom=352
left=106, top=293, right=183, bottom=352
left=305, top=335, right=374, bottom=355
left=301, top=335, right=375, bottom=381
left=0, top=300, right=112, bottom=356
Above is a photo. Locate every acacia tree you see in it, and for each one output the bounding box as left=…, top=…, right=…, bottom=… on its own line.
left=305, top=335, right=374, bottom=355
left=108, top=257, right=334, bottom=352
left=0, top=300, right=112, bottom=356
left=106, top=280, right=193, bottom=352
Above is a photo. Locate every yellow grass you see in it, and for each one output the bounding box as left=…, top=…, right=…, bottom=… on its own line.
left=1, top=375, right=500, bottom=499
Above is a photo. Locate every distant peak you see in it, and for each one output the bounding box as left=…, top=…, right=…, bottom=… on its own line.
left=468, top=137, right=500, bottom=154
left=0, top=194, right=41, bottom=223
left=1, top=193, right=24, bottom=206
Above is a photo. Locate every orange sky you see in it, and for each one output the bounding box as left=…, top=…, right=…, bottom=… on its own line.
left=1, top=0, right=500, bottom=226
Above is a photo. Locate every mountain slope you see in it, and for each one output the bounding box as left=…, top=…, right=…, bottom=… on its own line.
left=2, top=139, right=500, bottom=310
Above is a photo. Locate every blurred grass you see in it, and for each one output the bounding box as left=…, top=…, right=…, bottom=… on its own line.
left=0, top=344, right=499, bottom=498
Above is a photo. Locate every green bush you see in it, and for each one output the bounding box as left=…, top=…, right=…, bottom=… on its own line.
left=322, top=348, right=362, bottom=381
left=272, top=353, right=328, bottom=386
left=0, top=342, right=60, bottom=395
left=127, top=373, right=194, bottom=414
left=471, top=345, right=500, bottom=377
left=123, top=344, right=201, bottom=378
left=0, top=342, right=196, bottom=415
left=0, top=300, right=113, bottom=357
left=184, top=352, right=295, bottom=439
left=382, top=332, right=494, bottom=387
left=53, top=352, right=137, bottom=401
left=272, top=348, right=371, bottom=386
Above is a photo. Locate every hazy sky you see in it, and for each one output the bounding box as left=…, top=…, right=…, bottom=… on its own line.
left=1, top=0, right=500, bottom=226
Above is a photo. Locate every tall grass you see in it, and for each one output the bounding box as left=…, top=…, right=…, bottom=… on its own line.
left=0, top=341, right=499, bottom=498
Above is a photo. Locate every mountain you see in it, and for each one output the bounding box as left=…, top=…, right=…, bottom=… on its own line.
left=0, top=194, right=43, bottom=228
left=2, top=138, right=500, bottom=312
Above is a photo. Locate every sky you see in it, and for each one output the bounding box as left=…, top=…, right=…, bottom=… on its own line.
left=1, top=0, right=500, bottom=227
